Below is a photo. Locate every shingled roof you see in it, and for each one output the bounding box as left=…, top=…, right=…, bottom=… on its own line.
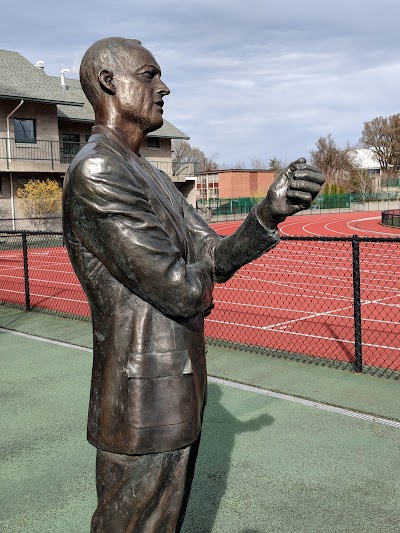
left=0, top=49, right=189, bottom=140
left=0, top=50, right=83, bottom=106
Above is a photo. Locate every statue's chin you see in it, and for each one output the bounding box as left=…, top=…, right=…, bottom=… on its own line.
left=143, top=117, right=163, bottom=134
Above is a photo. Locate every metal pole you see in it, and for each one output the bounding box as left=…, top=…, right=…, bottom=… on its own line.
left=51, top=140, right=54, bottom=170
left=21, top=231, right=31, bottom=311
left=351, top=235, right=363, bottom=372
left=9, top=171, right=16, bottom=230
left=6, top=99, right=24, bottom=168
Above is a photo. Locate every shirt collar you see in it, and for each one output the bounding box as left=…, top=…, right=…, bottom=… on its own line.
left=91, top=125, right=142, bottom=165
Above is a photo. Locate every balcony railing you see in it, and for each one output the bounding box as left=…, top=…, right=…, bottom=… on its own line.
left=149, top=160, right=199, bottom=178
left=0, top=137, right=198, bottom=177
left=0, top=138, right=86, bottom=170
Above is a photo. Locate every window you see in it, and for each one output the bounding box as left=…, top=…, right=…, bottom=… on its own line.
left=147, top=137, right=160, bottom=149
left=61, top=133, right=81, bottom=163
left=14, top=118, right=36, bottom=143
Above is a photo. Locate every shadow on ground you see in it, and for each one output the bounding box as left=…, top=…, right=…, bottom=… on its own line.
left=183, top=383, right=274, bottom=533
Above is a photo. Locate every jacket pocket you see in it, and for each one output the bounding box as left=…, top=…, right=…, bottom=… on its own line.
left=126, top=350, right=195, bottom=428
left=125, top=349, right=192, bottom=379
left=127, top=374, right=194, bottom=428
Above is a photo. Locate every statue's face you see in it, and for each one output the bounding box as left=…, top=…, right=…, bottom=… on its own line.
left=112, top=46, right=170, bottom=133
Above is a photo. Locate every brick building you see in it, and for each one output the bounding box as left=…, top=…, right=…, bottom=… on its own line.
left=197, top=168, right=275, bottom=202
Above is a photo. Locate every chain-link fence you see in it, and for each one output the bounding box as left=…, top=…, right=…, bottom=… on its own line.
left=197, top=196, right=400, bottom=223
left=0, top=230, right=88, bottom=319
left=206, top=236, right=400, bottom=379
left=0, top=231, right=399, bottom=378
left=0, top=217, right=62, bottom=232
left=382, top=209, right=400, bottom=228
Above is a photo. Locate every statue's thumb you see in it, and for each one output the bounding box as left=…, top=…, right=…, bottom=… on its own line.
left=289, top=157, right=306, bottom=171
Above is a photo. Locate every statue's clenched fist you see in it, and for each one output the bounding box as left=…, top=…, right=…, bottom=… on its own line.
left=257, top=158, right=326, bottom=227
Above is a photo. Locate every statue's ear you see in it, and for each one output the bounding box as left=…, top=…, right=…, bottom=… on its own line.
left=98, top=69, right=116, bottom=95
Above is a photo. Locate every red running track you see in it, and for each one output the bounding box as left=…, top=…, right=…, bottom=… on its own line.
left=0, top=212, right=399, bottom=371
left=208, top=212, right=400, bottom=372
left=212, top=211, right=400, bottom=238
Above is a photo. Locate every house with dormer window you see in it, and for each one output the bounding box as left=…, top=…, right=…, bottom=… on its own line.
left=0, top=49, right=196, bottom=224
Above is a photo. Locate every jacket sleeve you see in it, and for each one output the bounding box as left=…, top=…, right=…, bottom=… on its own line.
left=68, top=156, right=214, bottom=318
left=180, top=198, right=280, bottom=283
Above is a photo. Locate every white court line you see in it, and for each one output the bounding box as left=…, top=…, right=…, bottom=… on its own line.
left=216, top=317, right=400, bottom=352
left=239, top=264, right=398, bottom=283
left=218, top=285, right=354, bottom=302
left=1, top=326, right=398, bottom=428
left=261, top=304, right=354, bottom=330
left=0, top=274, right=81, bottom=287
left=209, top=377, right=400, bottom=429
left=262, top=292, right=400, bottom=330
left=261, top=327, right=400, bottom=352
left=0, top=327, right=92, bottom=351
left=317, top=313, right=400, bottom=326
left=214, top=299, right=337, bottom=315
left=0, top=288, right=88, bottom=304
left=207, top=318, right=265, bottom=330
left=0, top=254, right=23, bottom=260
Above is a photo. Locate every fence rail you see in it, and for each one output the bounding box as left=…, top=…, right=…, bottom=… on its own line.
left=0, top=217, right=63, bottom=232
left=197, top=195, right=400, bottom=222
left=0, top=137, right=198, bottom=177
left=0, top=138, right=87, bottom=169
left=0, top=230, right=399, bottom=379
left=382, top=208, right=400, bottom=228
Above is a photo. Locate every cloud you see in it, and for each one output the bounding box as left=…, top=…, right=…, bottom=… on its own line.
left=2, top=0, right=400, bottom=165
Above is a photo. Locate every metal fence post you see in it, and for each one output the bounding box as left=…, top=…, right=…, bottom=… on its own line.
left=50, top=141, right=54, bottom=171
left=21, top=231, right=31, bottom=311
left=351, top=235, right=363, bottom=372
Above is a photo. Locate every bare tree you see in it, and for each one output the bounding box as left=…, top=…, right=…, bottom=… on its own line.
left=309, top=134, right=356, bottom=185
left=172, top=140, right=218, bottom=175
left=231, top=161, right=246, bottom=169
left=349, top=170, right=373, bottom=202
left=359, top=114, right=400, bottom=173
left=250, top=157, right=268, bottom=169
left=268, top=157, right=287, bottom=179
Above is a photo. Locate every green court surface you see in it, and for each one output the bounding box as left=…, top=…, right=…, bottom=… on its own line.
left=1, top=307, right=400, bottom=532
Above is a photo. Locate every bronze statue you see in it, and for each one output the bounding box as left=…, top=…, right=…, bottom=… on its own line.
left=62, top=37, right=325, bottom=532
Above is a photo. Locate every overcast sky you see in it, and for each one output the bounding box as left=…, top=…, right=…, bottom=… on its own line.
left=3, top=0, right=400, bottom=167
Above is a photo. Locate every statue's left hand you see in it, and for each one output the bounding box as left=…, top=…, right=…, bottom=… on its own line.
left=257, top=158, right=326, bottom=226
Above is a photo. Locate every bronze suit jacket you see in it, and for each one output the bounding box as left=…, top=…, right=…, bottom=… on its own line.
left=62, top=126, right=280, bottom=455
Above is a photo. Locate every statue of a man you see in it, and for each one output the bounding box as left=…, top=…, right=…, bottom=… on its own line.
left=62, top=37, right=325, bottom=532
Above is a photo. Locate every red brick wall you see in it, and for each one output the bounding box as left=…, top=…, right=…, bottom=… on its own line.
left=218, top=170, right=274, bottom=198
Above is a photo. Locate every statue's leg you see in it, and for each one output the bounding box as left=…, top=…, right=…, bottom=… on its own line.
left=90, top=440, right=200, bottom=533
left=175, top=434, right=202, bottom=532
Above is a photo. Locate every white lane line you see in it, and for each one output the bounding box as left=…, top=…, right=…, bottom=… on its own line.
left=1, top=327, right=398, bottom=428
left=0, top=274, right=81, bottom=286
left=346, top=216, right=400, bottom=237
left=0, top=327, right=92, bottom=351
left=262, top=292, right=400, bottom=330
left=206, top=319, right=399, bottom=351
left=261, top=328, right=400, bottom=352
left=209, top=377, right=400, bottom=428
left=0, top=288, right=88, bottom=304
left=261, top=304, right=354, bottom=330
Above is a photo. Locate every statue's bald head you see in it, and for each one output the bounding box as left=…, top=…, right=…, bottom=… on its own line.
left=80, top=37, right=143, bottom=108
